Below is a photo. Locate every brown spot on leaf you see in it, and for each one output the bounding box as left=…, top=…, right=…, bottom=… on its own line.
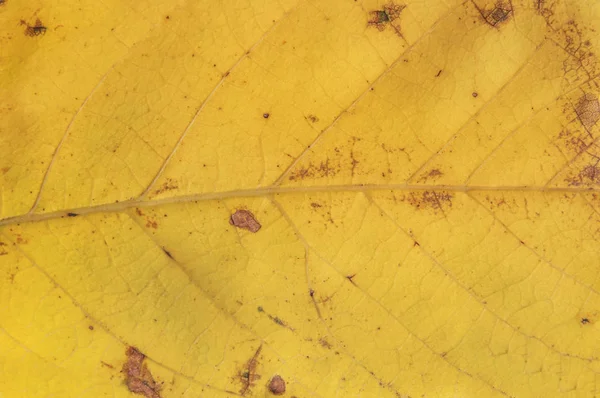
left=263, top=113, right=270, bottom=119
left=1, top=167, right=10, bottom=174
left=122, top=346, right=161, bottom=398
left=400, top=191, right=453, bottom=211
left=153, top=178, right=178, bottom=196
left=229, top=209, right=261, bottom=233
left=472, top=92, right=478, bottom=98
left=288, top=160, right=339, bottom=181
left=239, top=345, right=262, bottom=395
left=417, top=169, right=443, bottom=183
left=310, top=202, right=322, bottom=208
left=472, top=0, right=512, bottom=27
left=319, top=338, right=332, bottom=349
left=567, top=164, right=600, bottom=186
left=101, top=361, right=114, bottom=369
left=67, top=212, right=79, bottom=217
left=162, top=247, right=173, bottom=259
left=575, top=93, right=600, bottom=131
left=307, top=114, right=319, bottom=123
left=21, top=18, right=47, bottom=36
left=145, top=219, right=158, bottom=229
left=88, top=325, right=94, bottom=330
left=136, top=208, right=144, bottom=216
left=268, top=375, right=286, bottom=395
left=368, top=2, right=405, bottom=37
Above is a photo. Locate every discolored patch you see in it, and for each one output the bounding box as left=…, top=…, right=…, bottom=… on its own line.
left=368, top=2, right=405, bottom=37
left=472, top=0, right=512, bottom=27
left=306, top=114, right=319, bottom=123
left=238, top=345, right=262, bottom=395
left=575, top=93, right=600, bottom=131
left=21, top=18, right=47, bottom=37
left=268, top=375, right=286, bottom=395
left=66, top=212, right=79, bottom=217
left=399, top=191, right=453, bottom=211
left=122, top=346, right=161, bottom=398
left=288, top=160, right=340, bottom=181
left=0, top=242, right=7, bottom=256
left=152, top=178, right=178, bottom=196
left=229, top=209, right=261, bottom=233
left=566, top=164, right=600, bottom=186
left=319, top=337, right=332, bottom=349
left=417, top=169, right=443, bottom=183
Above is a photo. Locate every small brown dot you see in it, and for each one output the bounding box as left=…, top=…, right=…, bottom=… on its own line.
left=472, top=92, right=478, bottom=98
left=88, top=325, right=94, bottom=330
left=268, top=375, right=286, bottom=395
left=263, top=113, right=270, bottom=119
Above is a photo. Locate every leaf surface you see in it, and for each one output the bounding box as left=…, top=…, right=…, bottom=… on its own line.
left=2, top=0, right=600, bottom=396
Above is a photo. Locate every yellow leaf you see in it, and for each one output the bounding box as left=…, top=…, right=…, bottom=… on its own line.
left=1, top=0, right=600, bottom=396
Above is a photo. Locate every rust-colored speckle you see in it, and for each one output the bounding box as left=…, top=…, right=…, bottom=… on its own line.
left=230, top=209, right=261, bottom=233
left=136, top=208, right=144, bottom=216
left=122, top=346, right=161, bottom=398
left=21, top=18, right=47, bottom=37
left=153, top=178, right=178, bottom=196
left=288, top=160, right=339, bottom=181
left=319, top=338, right=332, bottom=349
left=400, top=191, right=453, bottom=211
left=310, top=202, right=322, bottom=208
left=263, top=113, right=270, bottom=119
left=88, top=325, right=94, bottom=330
left=238, top=345, right=262, bottom=395
left=575, top=93, right=600, bottom=131
left=146, top=219, right=158, bottom=229
left=307, top=114, right=319, bottom=123
left=268, top=375, right=286, bottom=395
left=567, top=164, right=600, bottom=186
left=15, top=235, right=27, bottom=244
left=472, top=92, right=478, bottom=98
left=368, top=2, right=405, bottom=36
left=1, top=167, right=10, bottom=174
left=417, top=169, right=443, bottom=183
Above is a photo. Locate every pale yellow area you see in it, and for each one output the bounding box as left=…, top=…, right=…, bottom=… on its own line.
left=1, top=0, right=600, bottom=396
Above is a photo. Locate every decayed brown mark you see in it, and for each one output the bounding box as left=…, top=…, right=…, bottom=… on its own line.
left=238, top=345, right=262, bottom=396
left=417, top=169, right=443, bottom=183
left=288, top=159, right=340, bottom=181
left=21, top=18, right=47, bottom=36
left=268, top=375, right=286, bottom=395
left=399, top=191, right=453, bottom=211
left=368, top=2, right=406, bottom=38
left=575, top=93, right=600, bottom=132
left=257, top=306, right=294, bottom=331
left=567, top=164, right=600, bottom=186
left=122, top=346, right=161, bottom=398
left=230, top=209, right=261, bottom=233
left=0, top=242, right=7, bottom=256
left=471, top=0, right=512, bottom=27
left=152, top=178, right=178, bottom=196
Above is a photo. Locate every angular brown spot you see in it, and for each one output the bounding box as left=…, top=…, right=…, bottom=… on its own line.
left=319, top=338, right=332, bottom=349
left=288, top=160, right=340, bottom=181
left=229, top=209, right=261, bottom=233
left=567, top=164, right=600, bottom=186
left=472, top=0, right=512, bottom=27
left=417, top=169, right=443, bottom=183
left=239, top=345, right=262, bottom=395
left=152, top=178, right=178, bottom=196
left=22, top=18, right=47, bottom=36
left=268, top=375, right=286, bottom=395
left=575, top=93, right=600, bottom=131
left=400, top=191, right=453, bottom=211
left=122, top=346, right=161, bottom=398
left=306, top=114, right=319, bottom=123
left=368, top=2, right=405, bottom=36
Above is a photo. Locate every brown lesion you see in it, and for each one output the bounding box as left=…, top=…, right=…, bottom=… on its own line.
left=21, top=18, right=47, bottom=37
left=288, top=159, right=340, bottom=181
left=229, top=209, right=261, bottom=233
left=268, top=375, right=286, bottom=395
left=417, top=169, right=443, bottom=183
left=152, top=178, right=178, bottom=196
left=471, top=0, right=512, bottom=28
left=574, top=93, right=600, bottom=132
left=566, top=163, right=600, bottom=186
left=397, top=191, right=453, bottom=212
left=122, top=346, right=161, bottom=398
left=238, top=345, right=262, bottom=396
left=367, top=2, right=406, bottom=37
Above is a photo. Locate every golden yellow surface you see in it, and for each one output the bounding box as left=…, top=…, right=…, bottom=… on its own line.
left=1, top=0, right=600, bottom=396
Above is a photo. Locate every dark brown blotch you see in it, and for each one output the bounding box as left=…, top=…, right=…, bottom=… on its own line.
left=122, top=346, right=161, bottom=398
left=21, top=18, right=47, bottom=37
left=368, top=2, right=405, bottom=36
left=268, top=375, right=286, bottom=395
left=230, top=209, right=261, bottom=233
